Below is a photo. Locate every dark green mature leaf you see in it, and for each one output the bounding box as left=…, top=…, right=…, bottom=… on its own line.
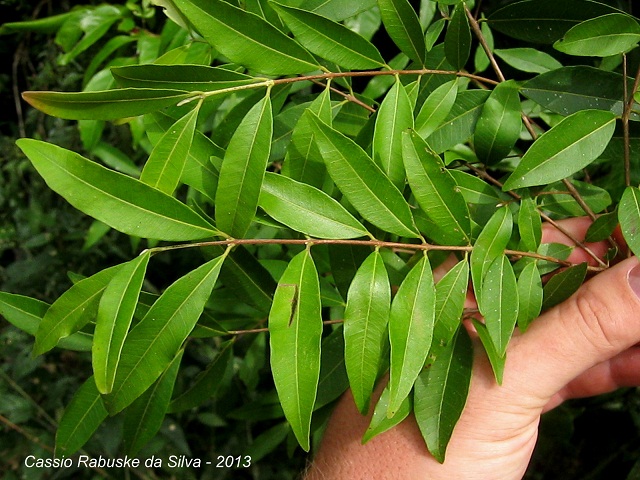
left=363, top=385, right=411, bottom=443
left=444, top=3, right=471, bottom=71
left=502, top=110, right=616, bottom=190
left=104, top=254, right=226, bottom=414
left=216, top=94, right=272, bottom=238
left=305, top=0, right=378, bottom=22
left=17, top=139, right=220, bottom=241
left=434, top=259, right=469, bottom=344
left=415, top=79, right=458, bottom=139
left=55, top=377, right=108, bottom=456
left=315, top=326, right=350, bottom=410
left=0, top=293, right=92, bottom=352
left=415, top=327, right=472, bottom=463
left=271, top=2, right=385, bottom=70
left=388, top=255, right=436, bottom=416
left=403, top=131, right=471, bottom=246
left=93, top=252, right=150, bottom=394
left=377, top=0, right=426, bottom=65
left=487, top=0, right=621, bottom=44
left=542, top=263, right=588, bottom=310
left=472, top=319, right=505, bottom=384
left=619, top=186, right=640, bottom=257
left=308, top=112, right=420, bottom=238
left=518, top=197, right=542, bottom=251
left=481, top=255, right=518, bottom=355
left=34, top=265, right=122, bottom=356
left=123, top=349, right=183, bottom=455
left=344, top=251, right=390, bottom=414
left=474, top=80, right=522, bottom=165
left=173, top=0, right=318, bottom=75
left=260, top=173, right=369, bottom=239
left=494, top=48, right=562, bottom=74
left=517, top=262, right=543, bottom=332
left=269, top=249, right=322, bottom=452
left=449, top=170, right=502, bottom=205
left=540, top=180, right=611, bottom=217
left=554, top=13, right=640, bottom=57
left=22, top=89, right=191, bottom=120
left=586, top=210, right=619, bottom=243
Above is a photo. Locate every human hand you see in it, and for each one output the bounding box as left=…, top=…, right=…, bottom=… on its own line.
left=305, top=218, right=640, bottom=479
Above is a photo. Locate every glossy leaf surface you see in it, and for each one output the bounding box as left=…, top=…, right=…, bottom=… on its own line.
left=377, top=0, right=426, bottom=65
left=620, top=187, right=640, bottom=258
left=444, top=3, right=471, bottom=70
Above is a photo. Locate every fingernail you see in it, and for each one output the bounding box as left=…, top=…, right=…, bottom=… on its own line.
left=628, top=262, right=640, bottom=299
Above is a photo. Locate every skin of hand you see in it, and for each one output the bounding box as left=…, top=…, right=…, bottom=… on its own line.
left=305, top=218, right=640, bottom=480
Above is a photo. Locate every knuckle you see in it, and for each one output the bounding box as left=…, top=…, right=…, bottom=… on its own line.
left=570, top=287, right=618, bottom=351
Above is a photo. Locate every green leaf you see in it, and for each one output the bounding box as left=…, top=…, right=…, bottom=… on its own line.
left=444, top=3, right=471, bottom=70
left=104, top=254, right=226, bottom=414
left=434, top=259, right=469, bottom=344
left=270, top=2, right=385, bottom=70
left=542, top=262, right=588, bottom=310
left=260, top=173, right=369, bottom=239
left=388, top=255, right=436, bottom=417
left=343, top=251, right=390, bottom=414
left=269, top=249, right=322, bottom=452
left=0, top=11, right=77, bottom=35
left=415, top=327, right=472, bottom=463
left=305, top=0, right=378, bottom=22
left=123, top=349, right=183, bottom=455
left=21, top=89, right=192, bottom=121
left=554, top=13, right=640, bottom=57
left=415, top=79, right=459, bottom=138
left=403, top=131, right=471, bottom=246
left=449, top=170, right=502, bottom=205
left=502, top=110, right=616, bottom=190
left=34, top=265, right=122, bottom=356
left=539, top=180, right=611, bottom=217
left=362, top=385, right=411, bottom=443
left=472, top=319, right=505, bottom=384
left=315, top=326, right=350, bottom=410
left=377, top=0, right=426, bottom=65
left=373, top=79, right=413, bottom=189
left=518, top=197, right=542, bottom=251
left=474, top=80, right=522, bottom=165
left=586, top=210, right=619, bottom=243
left=93, top=252, right=150, bottom=394
left=307, top=112, right=420, bottom=238
left=517, top=261, right=543, bottom=332
left=140, top=103, right=199, bottom=195
left=17, top=139, right=220, bottom=241
left=0, top=293, right=92, bottom=352
left=173, top=0, right=318, bottom=75
left=111, top=64, right=257, bottom=92
left=216, top=95, right=272, bottom=238
left=619, top=187, right=640, bottom=258
left=494, top=48, right=563, bottom=74
left=481, top=255, right=519, bottom=355
left=55, top=376, right=108, bottom=457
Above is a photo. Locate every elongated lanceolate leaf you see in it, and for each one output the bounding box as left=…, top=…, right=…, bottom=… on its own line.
left=140, top=103, right=199, bottom=195
left=260, top=173, right=369, bottom=239
left=518, top=197, right=542, bottom=252
left=517, top=262, right=543, bottom=332
left=315, top=326, right=350, bottom=411
left=269, top=249, right=322, bottom=452
left=444, top=3, right=471, bottom=70
left=173, top=0, right=318, bottom=75
left=542, top=263, right=587, bottom=310
left=17, top=139, right=219, bottom=241
left=55, top=376, right=108, bottom=456
left=307, top=112, right=420, bottom=238
left=363, top=385, right=411, bottom=443
left=270, top=3, right=385, bottom=70
left=22, top=88, right=191, bottom=120
left=402, top=131, right=470, bottom=246
left=104, top=254, right=226, bottom=414
left=343, top=251, right=390, bottom=414
left=415, top=327, right=472, bottom=463
left=620, top=187, right=640, bottom=258
left=494, top=48, right=562, bottom=74
left=34, top=265, right=122, bottom=356
left=377, top=0, right=426, bottom=65
left=216, top=95, right=272, bottom=238
left=472, top=319, right=506, bottom=384
left=388, top=255, right=436, bottom=417
left=434, top=260, right=469, bottom=344
left=502, top=110, right=616, bottom=190
left=415, top=79, right=458, bottom=139
left=449, top=170, right=502, bottom=205
left=93, top=252, right=150, bottom=394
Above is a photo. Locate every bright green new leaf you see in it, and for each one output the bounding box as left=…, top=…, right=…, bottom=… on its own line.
left=434, top=260, right=469, bottom=345
left=270, top=2, right=385, bottom=70
left=260, top=173, right=369, bottom=239
left=472, top=319, right=506, bottom=384
left=494, top=48, right=563, bottom=74
left=140, top=103, right=199, bottom=195
left=474, top=80, right=522, bottom=165
left=123, top=349, right=183, bottom=455
left=55, top=376, right=108, bottom=456
left=388, top=255, right=436, bottom=417
left=444, top=3, right=471, bottom=70
left=173, top=0, right=318, bottom=75
left=542, top=263, right=588, bottom=310
left=93, top=252, right=150, bottom=394
left=377, top=0, right=426, bottom=65
left=415, top=79, right=458, bottom=139
left=269, top=249, right=322, bottom=452
left=308, top=112, right=420, bottom=238
left=216, top=95, right=272, bottom=238
left=517, top=261, right=543, bottom=332
left=362, top=385, right=411, bottom=444
left=415, top=327, right=472, bottom=463
left=620, top=187, right=640, bottom=258
left=518, top=197, right=542, bottom=251
left=34, top=265, right=122, bottom=356
left=554, top=13, right=640, bottom=57
left=22, top=88, right=191, bottom=120
left=104, top=254, right=226, bottom=414
left=502, top=110, right=616, bottom=190
left=17, top=139, right=220, bottom=241
left=0, top=11, right=77, bottom=35
left=402, top=131, right=470, bottom=246
left=343, top=251, right=391, bottom=414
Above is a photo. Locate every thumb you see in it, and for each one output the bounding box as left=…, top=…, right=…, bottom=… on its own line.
left=506, top=257, right=640, bottom=402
